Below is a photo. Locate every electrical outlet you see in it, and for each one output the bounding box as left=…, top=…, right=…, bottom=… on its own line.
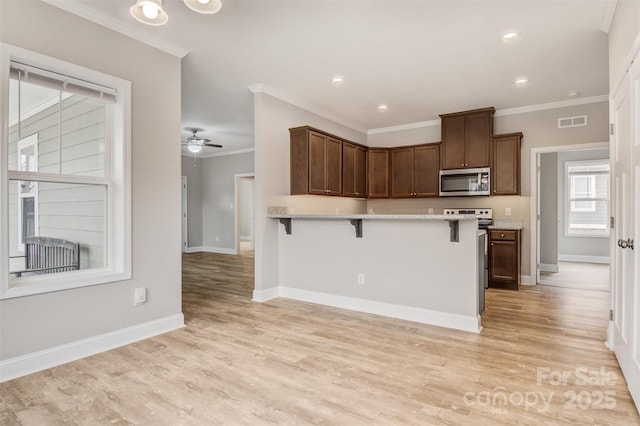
left=216, top=236, right=220, bottom=242
left=133, top=287, right=146, bottom=306
left=357, top=273, right=365, bottom=285
left=505, top=207, right=512, bottom=216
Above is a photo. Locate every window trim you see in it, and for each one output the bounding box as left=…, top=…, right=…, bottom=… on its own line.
left=564, top=159, right=610, bottom=238
left=0, top=43, right=131, bottom=299
left=16, top=133, right=38, bottom=252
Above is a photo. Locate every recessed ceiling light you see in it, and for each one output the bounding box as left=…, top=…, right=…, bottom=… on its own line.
left=568, top=90, right=580, bottom=97
left=514, top=78, right=528, bottom=86
left=378, top=104, right=388, bottom=112
left=331, top=75, right=344, bottom=86
left=502, top=31, right=519, bottom=41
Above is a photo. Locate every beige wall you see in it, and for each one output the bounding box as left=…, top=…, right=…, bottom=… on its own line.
left=1, top=1, right=182, bottom=359
left=539, top=152, right=558, bottom=267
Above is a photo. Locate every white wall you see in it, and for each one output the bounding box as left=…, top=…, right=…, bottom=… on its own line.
left=253, top=92, right=368, bottom=294
left=0, top=1, right=182, bottom=360
left=557, top=148, right=610, bottom=260
left=539, top=152, right=558, bottom=267
left=181, top=156, right=203, bottom=248
left=238, top=177, right=254, bottom=240
left=199, top=152, right=254, bottom=251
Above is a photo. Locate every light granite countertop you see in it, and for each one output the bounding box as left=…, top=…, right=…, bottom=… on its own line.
left=267, top=213, right=478, bottom=221
left=488, top=219, right=523, bottom=230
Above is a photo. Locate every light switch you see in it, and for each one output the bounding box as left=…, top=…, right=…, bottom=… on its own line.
left=505, top=207, right=512, bottom=216
left=134, top=287, right=146, bottom=306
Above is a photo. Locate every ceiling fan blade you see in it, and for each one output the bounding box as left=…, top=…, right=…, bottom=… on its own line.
left=204, top=143, right=223, bottom=148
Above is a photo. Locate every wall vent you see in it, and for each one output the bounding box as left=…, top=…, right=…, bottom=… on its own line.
left=558, top=115, right=588, bottom=128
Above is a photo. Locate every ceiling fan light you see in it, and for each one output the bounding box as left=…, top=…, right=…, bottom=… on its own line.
left=187, top=144, right=203, bottom=153
left=130, top=0, right=168, bottom=25
left=183, top=0, right=222, bottom=14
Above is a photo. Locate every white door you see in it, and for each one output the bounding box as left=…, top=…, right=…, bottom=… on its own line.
left=535, top=154, right=541, bottom=284
left=611, top=60, right=640, bottom=411
left=181, top=176, right=188, bottom=253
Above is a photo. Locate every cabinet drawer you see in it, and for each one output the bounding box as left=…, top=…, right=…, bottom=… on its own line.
left=489, top=230, right=517, bottom=241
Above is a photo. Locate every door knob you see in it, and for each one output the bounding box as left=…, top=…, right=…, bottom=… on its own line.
left=618, top=238, right=635, bottom=250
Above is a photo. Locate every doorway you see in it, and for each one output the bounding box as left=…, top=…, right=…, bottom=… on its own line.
left=181, top=176, right=188, bottom=253
left=531, top=143, right=609, bottom=286
left=235, top=174, right=255, bottom=253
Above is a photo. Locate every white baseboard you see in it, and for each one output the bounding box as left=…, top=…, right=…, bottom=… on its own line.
left=278, top=287, right=482, bottom=333
left=252, top=286, right=280, bottom=302
left=520, top=275, right=533, bottom=285
left=0, top=314, right=185, bottom=383
left=558, top=255, right=610, bottom=264
left=186, top=246, right=237, bottom=255
left=540, top=263, right=559, bottom=273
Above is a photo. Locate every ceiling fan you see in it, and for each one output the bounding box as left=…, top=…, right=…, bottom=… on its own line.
left=182, top=128, right=222, bottom=153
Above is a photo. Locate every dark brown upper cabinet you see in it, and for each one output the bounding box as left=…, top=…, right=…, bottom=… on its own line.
left=440, top=107, right=495, bottom=170
left=492, top=132, right=523, bottom=196
left=390, top=143, right=440, bottom=198
left=367, top=148, right=390, bottom=198
left=290, top=126, right=342, bottom=196
left=343, top=142, right=367, bottom=198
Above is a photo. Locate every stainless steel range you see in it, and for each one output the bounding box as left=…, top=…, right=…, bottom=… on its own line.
left=443, top=208, right=493, bottom=229
left=443, top=208, right=492, bottom=315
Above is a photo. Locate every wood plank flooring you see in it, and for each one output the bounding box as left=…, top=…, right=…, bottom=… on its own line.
left=1, top=250, right=639, bottom=425
left=540, top=261, right=610, bottom=292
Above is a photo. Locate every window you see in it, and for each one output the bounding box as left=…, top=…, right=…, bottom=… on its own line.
left=565, top=160, right=610, bottom=237
left=1, top=43, right=131, bottom=298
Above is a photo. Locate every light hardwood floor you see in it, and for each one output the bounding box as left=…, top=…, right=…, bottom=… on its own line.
left=540, top=261, right=610, bottom=292
left=1, top=251, right=639, bottom=425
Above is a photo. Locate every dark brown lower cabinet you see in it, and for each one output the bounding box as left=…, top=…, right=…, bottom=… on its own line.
left=488, top=229, right=520, bottom=290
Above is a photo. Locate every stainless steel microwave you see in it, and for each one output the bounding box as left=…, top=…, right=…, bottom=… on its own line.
left=439, top=167, right=490, bottom=197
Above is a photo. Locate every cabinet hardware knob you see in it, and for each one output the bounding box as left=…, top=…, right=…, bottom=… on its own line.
left=501, top=233, right=505, bottom=237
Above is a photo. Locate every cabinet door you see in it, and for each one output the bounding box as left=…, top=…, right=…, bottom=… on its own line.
left=308, top=132, right=327, bottom=195
left=343, top=143, right=367, bottom=198
left=368, top=149, right=390, bottom=198
left=413, top=144, right=440, bottom=197
left=354, top=145, right=367, bottom=197
left=493, top=134, right=521, bottom=195
left=325, top=137, right=343, bottom=195
left=489, top=240, right=518, bottom=281
left=391, top=147, right=414, bottom=198
left=465, top=112, right=492, bottom=168
left=441, top=115, right=466, bottom=170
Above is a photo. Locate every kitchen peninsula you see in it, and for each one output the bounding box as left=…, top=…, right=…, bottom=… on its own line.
left=266, top=212, right=484, bottom=333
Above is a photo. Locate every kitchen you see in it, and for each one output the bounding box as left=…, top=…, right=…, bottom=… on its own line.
left=257, top=101, right=604, bottom=332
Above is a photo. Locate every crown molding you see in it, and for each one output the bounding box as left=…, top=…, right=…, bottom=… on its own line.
left=248, top=84, right=368, bottom=134
left=41, top=0, right=189, bottom=58
left=367, top=95, right=609, bottom=135
left=602, top=0, right=617, bottom=34
left=367, top=119, right=440, bottom=135
left=493, top=95, right=609, bottom=117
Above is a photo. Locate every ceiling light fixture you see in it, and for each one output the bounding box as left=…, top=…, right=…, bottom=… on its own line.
left=130, top=0, right=169, bottom=26
left=514, top=78, right=528, bottom=86
left=378, top=104, right=388, bottom=112
left=568, top=90, right=580, bottom=97
left=331, top=76, right=344, bottom=86
left=183, top=0, right=222, bottom=14
left=502, top=31, right=519, bottom=41
left=187, top=144, right=203, bottom=153
left=130, top=0, right=221, bottom=26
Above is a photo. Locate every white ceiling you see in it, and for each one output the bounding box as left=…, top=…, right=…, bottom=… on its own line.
left=48, top=0, right=611, bottom=156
